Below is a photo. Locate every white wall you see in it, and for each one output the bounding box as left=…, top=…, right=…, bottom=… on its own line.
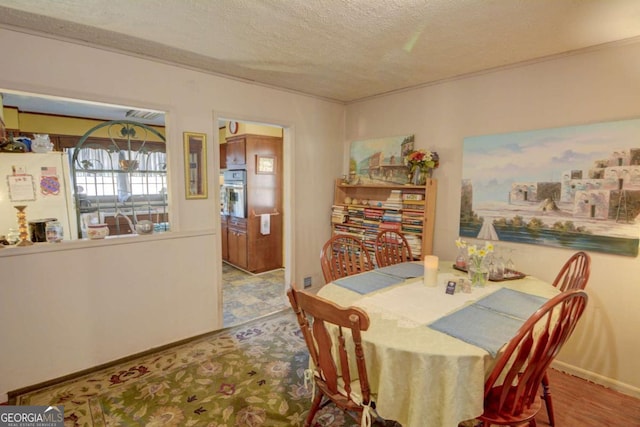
left=3, top=26, right=638, bottom=402
left=0, top=28, right=344, bottom=400
left=346, top=40, right=640, bottom=397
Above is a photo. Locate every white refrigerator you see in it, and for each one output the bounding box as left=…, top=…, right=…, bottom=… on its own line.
left=0, top=151, right=78, bottom=241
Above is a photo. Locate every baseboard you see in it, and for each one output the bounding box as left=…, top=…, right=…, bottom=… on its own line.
left=551, top=360, right=640, bottom=399
left=222, top=261, right=284, bottom=276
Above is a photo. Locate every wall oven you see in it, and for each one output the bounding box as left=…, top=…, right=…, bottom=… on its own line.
left=221, top=170, right=247, bottom=218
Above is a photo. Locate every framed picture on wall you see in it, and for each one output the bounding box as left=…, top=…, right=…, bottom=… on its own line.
left=183, top=132, right=208, bottom=199
left=349, top=134, right=414, bottom=185
left=256, top=155, right=275, bottom=174
left=460, top=117, right=640, bottom=257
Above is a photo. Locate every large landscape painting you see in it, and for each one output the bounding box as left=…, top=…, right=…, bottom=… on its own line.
left=461, top=118, right=640, bottom=257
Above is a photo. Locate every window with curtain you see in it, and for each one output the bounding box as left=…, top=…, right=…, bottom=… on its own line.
left=69, top=121, right=169, bottom=237
left=69, top=147, right=167, bottom=199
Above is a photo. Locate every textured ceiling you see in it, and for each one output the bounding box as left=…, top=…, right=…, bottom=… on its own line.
left=1, top=0, right=640, bottom=104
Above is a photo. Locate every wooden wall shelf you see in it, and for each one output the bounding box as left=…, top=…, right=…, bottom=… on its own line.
left=331, top=178, right=437, bottom=261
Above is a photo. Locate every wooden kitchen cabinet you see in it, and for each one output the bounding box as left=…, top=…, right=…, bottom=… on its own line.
left=246, top=213, right=282, bottom=273
left=221, top=214, right=229, bottom=261
left=219, top=143, right=227, bottom=170
left=225, top=136, right=246, bottom=167
left=227, top=217, right=248, bottom=270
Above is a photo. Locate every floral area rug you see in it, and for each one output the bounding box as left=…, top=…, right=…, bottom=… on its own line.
left=14, top=310, right=362, bottom=427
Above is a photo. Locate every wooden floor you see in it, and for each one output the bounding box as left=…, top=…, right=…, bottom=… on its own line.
left=534, top=368, right=640, bottom=426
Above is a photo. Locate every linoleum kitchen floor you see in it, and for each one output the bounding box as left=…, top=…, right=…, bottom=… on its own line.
left=222, top=262, right=287, bottom=327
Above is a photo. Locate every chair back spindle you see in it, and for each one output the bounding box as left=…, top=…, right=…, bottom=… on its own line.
left=552, top=251, right=591, bottom=292
left=374, top=230, right=413, bottom=267
left=321, top=235, right=374, bottom=283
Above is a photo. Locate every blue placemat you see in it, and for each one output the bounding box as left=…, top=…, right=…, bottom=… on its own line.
left=333, top=271, right=404, bottom=294
left=475, top=288, right=548, bottom=320
left=377, top=262, right=424, bottom=279
left=429, top=305, right=524, bottom=356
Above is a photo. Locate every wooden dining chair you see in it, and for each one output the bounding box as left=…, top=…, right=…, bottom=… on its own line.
left=374, top=230, right=413, bottom=267
left=540, top=250, right=591, bottom=426
left=320, top=234, right=374, bottom=283
left=474, top=289, right=588, bottom=427
left=552, top=251, right=591, bottom=292
left=287, top=287, right=384, bottom=427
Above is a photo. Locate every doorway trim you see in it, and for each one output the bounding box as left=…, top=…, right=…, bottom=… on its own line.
left=213, top=110, right=294, bottom=326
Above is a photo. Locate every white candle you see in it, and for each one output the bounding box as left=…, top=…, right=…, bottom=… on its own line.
left=424, top=255, right=439, bottom=287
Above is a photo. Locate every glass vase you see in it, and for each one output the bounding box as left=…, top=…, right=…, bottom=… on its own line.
left=411, top=169, right=428, bottom=185
left=455, top=247, right=468, bottom=269
left=468, top=266, right=489, bottom=287
left=487, top=254, right=504, bottom=281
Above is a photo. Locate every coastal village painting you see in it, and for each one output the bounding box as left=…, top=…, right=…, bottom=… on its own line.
left=349, top=135, right=414, bottom=185
left=461, top=118, right=640, bottom=257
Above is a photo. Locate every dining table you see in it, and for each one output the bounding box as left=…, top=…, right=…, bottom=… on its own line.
left=316, top=261, right=560, bottom=427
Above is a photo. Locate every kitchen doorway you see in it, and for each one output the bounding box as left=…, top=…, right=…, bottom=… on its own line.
left=218, top=119, right=288, bottom=327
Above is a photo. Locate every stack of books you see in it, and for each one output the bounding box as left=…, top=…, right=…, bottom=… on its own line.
left=402, top=191, right=425, bottom=210
left=401, top=190, right=424, bottom=235
left=381, top=209, right=402, bottom=231
left=362, top=229, right=379, bottom=258
left=383, top=189, right=403, bottom=210
left=401, top=211, right=424, bottom=233
left=363, top=208, right=383, bottom=228
left=347, top=205, right=364, bottom=225
left=402, top=199, right=425, bottom=211
left=334, top=224, right=365, bottom=239
left=331, top=205, right=348, bottom=224
left=405, top=234, right=422, bottom=259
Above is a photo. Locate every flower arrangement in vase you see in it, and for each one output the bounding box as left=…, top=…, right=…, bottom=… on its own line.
left=455, top=238, right=494, bottom=286
left=405, top=149, right=439, bottom=185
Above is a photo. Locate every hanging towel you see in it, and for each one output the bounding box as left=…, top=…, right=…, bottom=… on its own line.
left=260, top=213, right=271, bottom=235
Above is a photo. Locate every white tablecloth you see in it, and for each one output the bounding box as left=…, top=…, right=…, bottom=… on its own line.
left=353, top=275, right=498, bottom=327
left=317, top=263, right=559, bottom=427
